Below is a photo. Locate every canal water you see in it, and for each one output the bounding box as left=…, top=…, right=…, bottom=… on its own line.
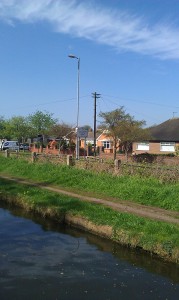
left=0, top=202, right=179, bottom=300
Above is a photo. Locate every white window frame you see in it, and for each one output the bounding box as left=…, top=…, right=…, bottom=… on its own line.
left=102, top=141, right=111, bottom=149
left=160, top=142, right=175, bottom=152
left=136, top=142, right=149, bottom=151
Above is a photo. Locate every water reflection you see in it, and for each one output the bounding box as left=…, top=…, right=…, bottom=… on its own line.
left=0, top=201, right=179, bottom=300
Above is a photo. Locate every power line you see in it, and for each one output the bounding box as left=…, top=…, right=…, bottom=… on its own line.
left=1, top=95, right=90, bottom=112
left=100, top=94, right=163, bottom=125
left=102, top=93, right=179, bottom=109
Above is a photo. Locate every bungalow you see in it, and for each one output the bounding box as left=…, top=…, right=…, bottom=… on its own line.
left=80, top=130, right=115, bottom=154
left=133, top=118, right=179, bottom=155
left=97, top=130, right=114, bottom=153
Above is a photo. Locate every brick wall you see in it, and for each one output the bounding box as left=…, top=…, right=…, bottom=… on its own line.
left=133, top=142, right=179, bottom=155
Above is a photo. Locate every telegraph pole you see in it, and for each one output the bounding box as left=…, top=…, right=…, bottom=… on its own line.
left=92, top=92, right=100, bottom=157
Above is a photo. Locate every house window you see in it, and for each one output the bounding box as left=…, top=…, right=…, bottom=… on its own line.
left=103, top=141, right=111, bottom=149
left=136, top=142, right=149, bottom=151
left=160, top=142, right=175, bottom=152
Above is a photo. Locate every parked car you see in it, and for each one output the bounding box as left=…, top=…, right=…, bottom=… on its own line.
left=1, top=141, right=19, bottom=151
left=20, top=143, right=30, bottom=151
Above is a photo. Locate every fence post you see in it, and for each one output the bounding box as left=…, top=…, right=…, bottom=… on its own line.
left=5, top=149, right=10, bottom=158
left=114, top=159, right=121, bottom=171
left=67, top=155, right=73, bottom=166
left=32, top=152, right=37, bottom=163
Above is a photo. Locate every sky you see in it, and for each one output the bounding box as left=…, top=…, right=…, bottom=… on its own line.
left=1, top=0, right=179, bottom=129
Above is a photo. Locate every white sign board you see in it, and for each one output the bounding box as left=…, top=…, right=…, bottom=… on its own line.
left=77, top=128, right=88, bottom=138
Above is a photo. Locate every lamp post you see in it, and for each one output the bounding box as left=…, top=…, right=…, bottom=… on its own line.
left=68, top=54, right=80, bottom=159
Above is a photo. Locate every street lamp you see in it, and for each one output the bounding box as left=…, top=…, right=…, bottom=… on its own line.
left=68, top=54, right=80, bottom=159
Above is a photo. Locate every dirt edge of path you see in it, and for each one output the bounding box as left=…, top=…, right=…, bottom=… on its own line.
left=0, top=174, right=179, bottom=225
left=1, top=175, right=179, bottom=264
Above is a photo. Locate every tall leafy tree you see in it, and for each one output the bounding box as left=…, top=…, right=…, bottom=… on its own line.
left=27, top=111, right=58, bottom=137
left=2, top=116, right=30, bottom=142
left=99, top=107, right=150, bottom=160
left=0, top=116, right=7, bottom=139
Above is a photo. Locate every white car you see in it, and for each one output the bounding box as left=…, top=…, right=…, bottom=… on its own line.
left=1, top=141, right=19, bottom=151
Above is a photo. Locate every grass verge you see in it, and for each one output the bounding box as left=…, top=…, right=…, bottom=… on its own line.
left=0, top=156, right=179, bottom=211
left=0, top=177, right=179, bottom=264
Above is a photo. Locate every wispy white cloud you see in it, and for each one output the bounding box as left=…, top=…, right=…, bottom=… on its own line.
left=0, top=0, right=179, bottom=60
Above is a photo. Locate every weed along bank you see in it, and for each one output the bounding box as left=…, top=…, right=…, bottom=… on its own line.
left=0, top=155, right=179, bottom=264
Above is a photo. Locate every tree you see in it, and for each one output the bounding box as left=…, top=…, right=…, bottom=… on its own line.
left=99, top=107, right=150, bottom=160
left=0, top=116, right=7, bottom=139
left=27, top=111, right=58, bottom=137
left=49, top=122, right=73, bottom=138
left=82, top=125, right=92, bottom=131
left=2, top=116, right=30, bottom=142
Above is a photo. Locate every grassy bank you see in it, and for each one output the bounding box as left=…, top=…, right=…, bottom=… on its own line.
left=0, top=177, right=179, bottom=263
left=0, top=156, right=179, bottom=211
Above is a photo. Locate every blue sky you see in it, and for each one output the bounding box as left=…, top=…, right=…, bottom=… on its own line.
left=1, top=0, right=179, bottom=128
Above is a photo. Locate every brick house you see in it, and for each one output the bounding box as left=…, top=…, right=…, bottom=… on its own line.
left=97, top=130, right=115, bottom=153
left=133, top=118, right=179, bottom=155
left=80, top=130, right=116, bottom=154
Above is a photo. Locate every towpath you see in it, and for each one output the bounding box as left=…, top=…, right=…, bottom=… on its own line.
left=0, top=175, right=179, bottom=225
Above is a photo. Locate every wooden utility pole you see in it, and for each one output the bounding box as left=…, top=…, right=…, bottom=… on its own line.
left=92, top=92, right=100, bottom=157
